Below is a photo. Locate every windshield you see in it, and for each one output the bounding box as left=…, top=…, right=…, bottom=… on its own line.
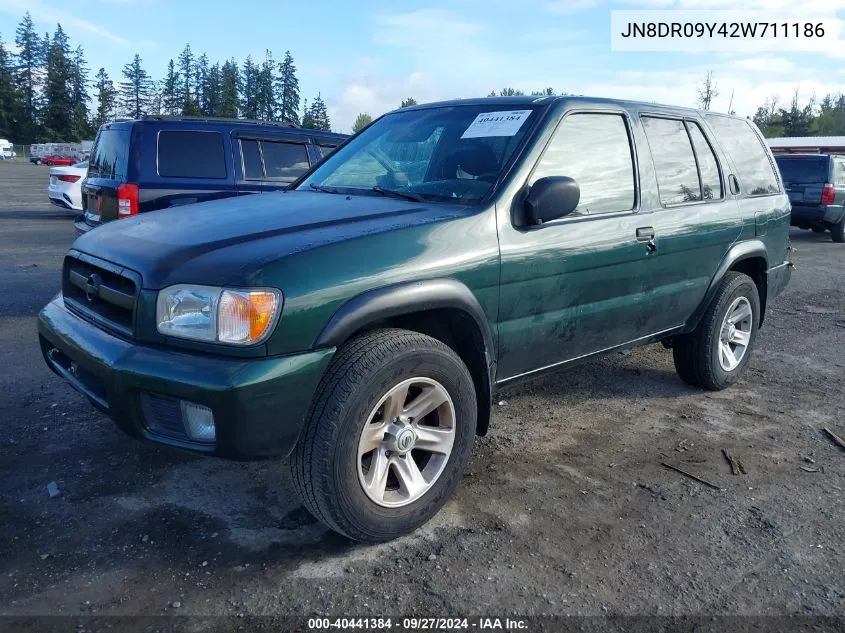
left=299, top=105, right=542, bottom=203
left=775, top=156, right=829, bottom=184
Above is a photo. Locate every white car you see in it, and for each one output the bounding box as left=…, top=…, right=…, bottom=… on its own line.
left=47, top=160, right=88, bottom=211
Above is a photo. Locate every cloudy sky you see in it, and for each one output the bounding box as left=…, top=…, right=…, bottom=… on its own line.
left=1, top=0, right=844, bottom=132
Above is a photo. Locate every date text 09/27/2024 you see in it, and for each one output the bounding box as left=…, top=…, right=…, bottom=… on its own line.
left=307, top=617, right=529, bottom=630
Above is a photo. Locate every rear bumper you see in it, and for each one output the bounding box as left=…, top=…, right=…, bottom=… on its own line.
left=74, top=216, right=95, bottom=234
left=790, top=204, right=845, bottom=226
left=49, top=194, right=82, bottom=212
left=38, top=296, right=335, bottom=459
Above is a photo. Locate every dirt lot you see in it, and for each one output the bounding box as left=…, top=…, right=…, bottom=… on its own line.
left=0, top=160, right=843, bottom=623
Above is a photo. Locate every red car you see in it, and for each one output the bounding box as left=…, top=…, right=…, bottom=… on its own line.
left=41, top=155, right=79, bottom=166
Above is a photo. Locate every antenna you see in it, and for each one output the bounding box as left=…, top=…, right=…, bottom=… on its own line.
left=728, top=88, right=735, bottom=114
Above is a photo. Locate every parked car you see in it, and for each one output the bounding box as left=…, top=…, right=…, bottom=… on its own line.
left=76, top=116, right=347, bottom=234
left=47, top=160, right=88, bottom=211
left=41, top=155, right=79, bottom=167
left=39, top=96, right=792, bottom=542
left=0, top=139, right=16, bottom=160
left=773, top=153, right=845, bottom=242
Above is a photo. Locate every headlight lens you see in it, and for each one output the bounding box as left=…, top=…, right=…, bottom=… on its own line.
left=156, top=285, right=282, bottom=345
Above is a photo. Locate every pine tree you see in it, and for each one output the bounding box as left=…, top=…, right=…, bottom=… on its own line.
left=43, top=25, right=73, bottom=140
left=204, top=63, right=221, bottom=116
left=69, top=46, right=90, bottom=140
left=177, top=44, right=199, bottom=114
left=240, top=55, right=259, bottom=119
left=300, top=97, right=313, bottom=129
left=14, top=12, right=42, bottom=142
left=120, top=54, right=152, bottom=119
left=195, top=53, right=209, bottom=114
left=276, top=51, right=300, bottom=125
left=219, top=59, right=239, bottom=117
left=0, top=34, right=18, bottom=138
left=399, top=97, right=418, bottom=108
left=352, top=112, right=372, bottom=133
left=304, top=93, right=330, bottom=131
left=256, top=50, right=275, bottom=121
left=161, top=60, right=180, bottom=115
left=92, top=67, right=116, bottom=128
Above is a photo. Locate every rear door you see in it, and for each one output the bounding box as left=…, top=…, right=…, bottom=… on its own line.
left=635, top=114, right=741, bottom=333
left=81, top=126, right=131, bottom=229
left=775, top=155, right=830, bottom=207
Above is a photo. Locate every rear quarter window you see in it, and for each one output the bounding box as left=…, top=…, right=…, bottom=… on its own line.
left=157, top=131, right=227, bottom=179
left=88, top=129, right=130, bottom=179
left=705, top=116, right=779, bottom=196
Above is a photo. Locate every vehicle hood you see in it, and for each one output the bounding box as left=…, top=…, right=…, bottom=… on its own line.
left=72, top=190, right=474, bottom=288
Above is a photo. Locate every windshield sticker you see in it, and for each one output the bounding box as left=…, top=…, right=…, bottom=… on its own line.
left=461, top=110, right=532, bottom=139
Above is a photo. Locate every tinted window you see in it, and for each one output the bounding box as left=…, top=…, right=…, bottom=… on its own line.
left=260, top=141, right=309, bottom=181
left=775, top=156, right=829, bottom=184
left=158, top=131, right=227, bottom=179
left=531, top=113, right=635, bottom=216
left=687, top=123, right=722, bottom=200
left=317, top=145, right=336, bottom=158
left=642, top=117, right=701, bottom=204
left=241, top=139, right=263, bottom=179
left=706, top=116, right=779, bottom=196
left=88, top=129, right=130, bottom=179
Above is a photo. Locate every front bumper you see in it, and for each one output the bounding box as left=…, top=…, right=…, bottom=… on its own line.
left=38, top=296, right=335, bottom=458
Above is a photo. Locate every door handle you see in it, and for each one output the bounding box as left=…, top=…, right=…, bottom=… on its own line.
left=636, top=227, right=657, bottom=253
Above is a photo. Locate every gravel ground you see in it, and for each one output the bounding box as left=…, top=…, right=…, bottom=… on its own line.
left=0, top=161, right=843, bottom=624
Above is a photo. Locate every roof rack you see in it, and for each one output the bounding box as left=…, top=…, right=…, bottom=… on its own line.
left=139, top=115, right=296, bottom=128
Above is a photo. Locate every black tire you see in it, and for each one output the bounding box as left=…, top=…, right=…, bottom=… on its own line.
left=832, top=219, right=845, bottom=243
left=290, top=328, right=477, bottom=542
left=673, top=272, right=760, bottom=391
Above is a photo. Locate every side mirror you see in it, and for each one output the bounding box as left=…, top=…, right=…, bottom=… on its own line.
left=524, top=176, right=580, bottom=225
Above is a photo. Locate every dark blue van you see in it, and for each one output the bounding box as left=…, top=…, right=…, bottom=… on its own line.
left=76, top=116, right=347, bottom=234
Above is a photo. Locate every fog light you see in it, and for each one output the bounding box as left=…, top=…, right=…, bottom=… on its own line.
left=180, top=401, right=216, bottom=442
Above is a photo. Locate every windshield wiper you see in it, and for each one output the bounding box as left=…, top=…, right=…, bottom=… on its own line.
left=370, top=186, right=426, bottom=202
left=310, top=183, right=342, bottom=194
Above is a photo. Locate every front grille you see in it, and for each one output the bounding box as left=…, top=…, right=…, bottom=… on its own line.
left=139, top=393, right=187, bottom=440
left=63, top=254, right=139, bottom=337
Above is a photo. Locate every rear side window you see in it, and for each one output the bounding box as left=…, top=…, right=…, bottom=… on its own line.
left=642, top=117, right=701, bottom=204
left=687, top=123, right=722, bottom=200
left=88, top=129, right=130, bottom=179
left=158, top=131, right=227, bottom=179
left=775, top=156, right=829, bottom=184
left=317, top=145, right=336, bottom=158
left=260, top=141, right=310, bottom=181
left=836, top=158, right=845, bottom=185
left=531, top=113, right=635, bottom=216
left=706, top=116, right=779, bottom=196
left=240, top=139, right=263, bottom=179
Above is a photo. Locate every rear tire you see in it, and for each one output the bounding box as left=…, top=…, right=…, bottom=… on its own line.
left=832, top=219, right=845, bottom=243
left=290, top=328, right=477, bottom=543
left=673, top=272, right=760, bottom=391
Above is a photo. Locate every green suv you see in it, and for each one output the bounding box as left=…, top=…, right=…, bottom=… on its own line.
left=38, top=96, right=792, bottom=542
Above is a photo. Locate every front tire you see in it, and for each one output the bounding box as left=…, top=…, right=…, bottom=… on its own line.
left=673, top=272, right=760, bottom=391
left=290, top=328, right=477, bottom=542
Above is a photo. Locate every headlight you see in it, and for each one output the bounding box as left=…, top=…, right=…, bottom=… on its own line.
left=156, top=285, right=282, bottom=345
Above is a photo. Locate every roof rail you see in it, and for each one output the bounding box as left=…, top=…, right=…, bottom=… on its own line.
left=139, top=115, right=296, bottom=128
